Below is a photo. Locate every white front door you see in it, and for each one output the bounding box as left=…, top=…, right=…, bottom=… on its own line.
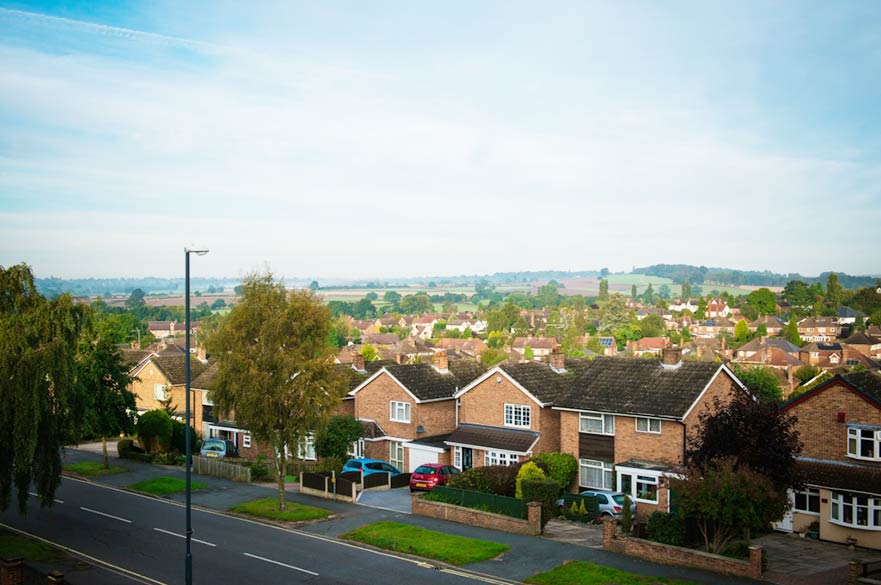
left=773, top=490, right=794, bottom=532
left=406, top=444, right=438, bottom=472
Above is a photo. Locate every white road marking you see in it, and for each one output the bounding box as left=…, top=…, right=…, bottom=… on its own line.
left=80, top=506, right=132, bottom=523
left=153, top=527, right=216, bottom=547
left=243, top=552, right=319, bottom=576
left=28, top=491, right=64, bottom=504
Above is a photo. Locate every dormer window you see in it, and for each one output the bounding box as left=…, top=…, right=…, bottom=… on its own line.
left=848, top=426, right=881, bottom=461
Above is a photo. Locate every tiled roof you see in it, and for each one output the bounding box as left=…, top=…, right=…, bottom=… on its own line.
left=512, top=337, right=558, bottom=350
left=837, top=307, right=867, bottom=319
left=359, top=419, right=386, bottom=439
left=556, top=356, right=729, bottom=418
left=384, top=360, right=486, bottom=401
left=336, top=360, right=393, bottom=391
left=152, top=355, right=208, bottom=386
left=191, top=361, right=218, bottom=389
left=121, top=349, right=154, bottom=369
left=844, top=331, right=881, bottom=346
left=841, top=370, right=881, bottom=405
left=445, top=423, right=539, bottom=454
left=498, top=360, right=587, bottom=405
left=408, top=433, right=452, bottom=450
left=797, top=458, right=881, bottom=495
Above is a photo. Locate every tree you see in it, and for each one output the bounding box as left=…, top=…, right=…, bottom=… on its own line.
left=353, top=297, right=377, bottom=319
left=639, top=314, right=665, bottom=338
left=211, top=299, right=226, bottom=310
left=826, top=273, right=843, bottom=309
left=360, top=344, right=380, bottom=362
left=523, top=346, right=535, bottom=360
left=125, top=288, right=146, bottom=309
left=674, top=459, right=787, bottom=553
left=598, top=279, right=609, bottom=301
left=658, top=284, right=671, bottom=300
left=631, top=284, right=638, bottom=300
left=204, top=272, right=344, bottom=511
left=315, top=415, right=363, bottom=461
left=75, top=335, right=137, bottom=468
left=0, top=264, right=86, bottom=512
left=746, top=288, right=777, bottom=316
left=480, top=348, right=508, bottom=366
left=794, top=365, right=822, bottom=385
left=687, top=392, right=802, bottom=495
left=732, top=365, right=782, bottom=403
left=681, top=279, right=692, bottom=300
left=309, top=280, right=319, bottom=291
left=365, top=291, right=378, bottom=301
left=783, top=280, right=812, bottom=311
left=600, top=294, right=630, bottom=334
left=781, top=317, right=803, bottom=347
left=399, top=294, right=432, bottom=314
left=383, top=290, right=401, bottom=306
left=733, top=319, right=750, bottom=344
left=137, top=410, right=173, bottom=454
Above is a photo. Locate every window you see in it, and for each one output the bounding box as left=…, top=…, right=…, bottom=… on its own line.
left=242, top=434, right=252, bottom=448
left=579, top=412, right=615, bottom=435
left=635, top=417, right=662, bottom=434
left=453, top=446, right=462, bottom=469
left=848, top=426, right=881, bottom=461
left=389, top=401, right=411, bottom=423
left=504, top=404, right=531, bottom=428
left=154, top=384, right=167, bottom=401
left=636, top=475, right=658, bottom=502
left=485, top=451, right=519, bottom=466
left=349, top=438, right=365, bottom=458
left=297, top=435, right=316, bottom=460
left=830, top=492, right=881, bottom=530
left=579, top=459, right=614, bottom=490
left=793, top=488, right=819, bottom=515
left=389, top=441, right=405, bottom=470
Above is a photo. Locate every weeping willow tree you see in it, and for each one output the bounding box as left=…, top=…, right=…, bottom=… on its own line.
left=0, top=264, right=86, bottom=512
left=204, top=271, right=345, bottom=511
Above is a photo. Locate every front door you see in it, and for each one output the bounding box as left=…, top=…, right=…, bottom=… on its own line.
left=773, top=490, right=795, bottom=532
left=461, top=448, right=473, bottom=471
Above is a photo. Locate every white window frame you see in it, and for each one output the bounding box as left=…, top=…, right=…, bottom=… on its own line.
left=297, top=435, right=316, bottom=460
left=504, top=404, right=531, bottom=428
left=793, top=487, right=819, bottom=515
left=453, top=446, right=462, bottom=469
left=242, top=434, right=252, bottom=448
left=349, top=438, right=365, bottom=458
left=830, top=492, right=881, bottom=531
left=485, top=450, right=519, bottom=466
left=389, top=440, right=405, bottom=470
left=579, top=458, right=614, bottom=490
left=635, top=417, right=662, bottom=434
left=579, top=412, right=615, bottom=435
left=848, top=426, right=881, bottom=461
left=389, top=401, right=411, bottom=423
left=154, top=384, right=167, bottom=401
left=635, top=474, right=659, bottom=503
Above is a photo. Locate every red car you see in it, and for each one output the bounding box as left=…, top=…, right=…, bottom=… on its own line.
left=409, top=463, right=461, bottom=492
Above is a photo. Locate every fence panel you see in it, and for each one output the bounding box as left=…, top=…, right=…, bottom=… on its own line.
left=338, top=471, right=361, bottom=484
left=192, top=456, right=251, bottom=482
left=363, top=472, right=389, bottom=489
left=301, top=472, right=328, bottom=491
left=390, top=473, right=412, bottom=489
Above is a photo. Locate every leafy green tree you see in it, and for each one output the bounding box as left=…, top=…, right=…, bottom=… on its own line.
left=487, top=303, right=520, bottom=333
left=204, top=272, right=344, bottom=511
left=523, top=346, right=535, bottom=360
left=733, top=319, right=750, bottom=344
left=695, top=298, right=707, bottom=320
left=137, top=410, right=173, bottom=454
left=746, top=288, right=777, bottom=316
left=0, top=264, right=86, bottom=512
left=365, top=292, right=378, bottom=301
left=353, top=297, right=377, bottom=319
left=826, top=273, right=843, bottom=310
left=315, top=416, right=363, bottom=461
left=536, top=284, right=561, bottom=308
left=658, top=284, right=671, bottom=299
left=125, top=288, right=146, bottom=309
left=383, top=290, right=402, bottom=306
left=309, top=280, right=319, bottom=291
left=76, top=336, right=137, bottom=468
left=681, top=279, right=692, bottom=300
left=211, top=299, right=226, bottom=310
left=480, top=348, right=508, bottom=366
left=794, top=365, right=822, bottom=385
left=781, top=317, right=803, bottom=346
left=360, top=344, right=380, bottom=362
left=486, top=331, right=507, bottom=349
left=639, top=314, right=665, bottom=338
left=598, top=279, right=609, bottom=301
left=732, top=366, right=782, bottom=403
left=600, top=294, right=630, bottom=334
left=783, top=280, right=812, bottom=311
left=399, top=294, right=432, bottom=314
left=631, top=284, right=638, bottom=300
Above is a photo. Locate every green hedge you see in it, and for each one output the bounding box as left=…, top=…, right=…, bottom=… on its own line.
left=529, top=452, right=577, bottom=492
left=425, top=486, right=527, bottom=519
left=646, top=512, right=685, bottom=546
left=520, top=478, right=560, bottom=527
left=447, top=464, right=520, bottom=497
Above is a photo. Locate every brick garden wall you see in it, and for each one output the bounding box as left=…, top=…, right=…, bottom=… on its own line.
left=411, top=493, right=542, bottom=536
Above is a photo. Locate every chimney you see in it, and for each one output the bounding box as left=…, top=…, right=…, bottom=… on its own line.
left=395, top=353, right=406, bottom=365
left=549, top=346, right=565, bottom=372
left=352, top=353, right=366, bottom=373
left=432, top=350, right=449, bottom=373
left=196, top=344, right=207, bottom=363
left=661, top=346, right=682, bottom=367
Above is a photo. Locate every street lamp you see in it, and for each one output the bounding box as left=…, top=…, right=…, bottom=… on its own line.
left=131, top=328, right=141, bottom=348
left=184, top=246, right=208, bottom=585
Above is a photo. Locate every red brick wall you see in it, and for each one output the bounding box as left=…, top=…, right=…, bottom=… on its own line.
left=683, top=368, right=741, bottom=447
left=353, top=372, right=456, bottom=440
left=412, top=494, right=541, bottom=536
left=787, top=381, right=881, bottom=462
left=459, top=375, right=538, bottom=429
left=615, top=416, right=685, bottom=465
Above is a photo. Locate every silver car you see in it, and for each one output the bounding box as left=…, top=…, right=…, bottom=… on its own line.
left=579, top=490, right=636, bottom=519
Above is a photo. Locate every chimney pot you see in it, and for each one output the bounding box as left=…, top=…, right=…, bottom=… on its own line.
left=432, top=350, right=449, bottom=373
left=549, top=346, right=565, bottom=371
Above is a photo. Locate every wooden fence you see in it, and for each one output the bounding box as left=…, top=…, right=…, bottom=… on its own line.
left=300, top=472, right=357, bottom=503
left=192, top=455, right=251, bottom=482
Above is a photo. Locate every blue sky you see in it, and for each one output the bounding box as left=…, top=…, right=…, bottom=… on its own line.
left=1, top=1, right=879, bottom=279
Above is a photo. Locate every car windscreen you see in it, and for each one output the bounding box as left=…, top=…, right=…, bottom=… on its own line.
left=202, top=441, right=224, bottom=452
left=414, top=466, right=437, bottom=475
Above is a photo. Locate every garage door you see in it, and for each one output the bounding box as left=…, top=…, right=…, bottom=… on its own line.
left=406, top=444, right=438, bottom=472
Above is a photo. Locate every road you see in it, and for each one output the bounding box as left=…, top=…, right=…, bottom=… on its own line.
left=1, top=477, right=517, bottom=585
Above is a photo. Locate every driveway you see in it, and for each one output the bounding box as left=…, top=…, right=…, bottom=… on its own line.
left=757, top=531, right=881, bottom=585
left=357, top=487, right=412, bottom=514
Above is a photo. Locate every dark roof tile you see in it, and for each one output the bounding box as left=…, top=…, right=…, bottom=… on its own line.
left=445, top=424, right=539, bottom=454
left=384, top=360, right=486, bottom=401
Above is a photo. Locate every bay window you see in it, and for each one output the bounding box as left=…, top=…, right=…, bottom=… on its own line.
left=830, top=492, right=881, bottom=530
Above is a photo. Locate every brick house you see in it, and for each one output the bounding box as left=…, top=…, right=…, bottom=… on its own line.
left=448, top=351, right=588, bottom=470
left=779, top=371, right=881, bottom=550
left=843, top=331, right=881, bottom=359
left=797, top=317, right=841, bottom=343
left=553, top=348, right=746, bottom=519
left=128, top=354, right=211, bottom=433
left=706, top=298, right=731, bottom=318
left=348, top=351, right=485, bottom=471
left=512, top=336, right=558, bottom=359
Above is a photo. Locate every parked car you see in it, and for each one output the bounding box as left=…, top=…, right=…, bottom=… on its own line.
left=576, top=490, right=636, bottom=519
left=409, top=463, right=460, bottom=492
left=199, top=438, right=238, bottom=459
left=341, top=458, right=401, bottom=476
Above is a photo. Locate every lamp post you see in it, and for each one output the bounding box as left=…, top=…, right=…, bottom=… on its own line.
left=185, top=246, right=208, bottom=585
left=131, top=328, right=141, bottom=348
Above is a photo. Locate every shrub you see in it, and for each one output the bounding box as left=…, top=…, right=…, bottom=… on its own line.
left=136, top=410, right=173, bottom=454
left=448, top=465, right=521, bottom=497
left=520, top=478, right=560, bottom=527
left=250, top=454, right=270, bottom=481
left=529, top=452, right=577, bottom=492
left=515, top=462, right=546, bottom=499
left=621, top=494, right=633, bottom=535
left=646, top=511, right=685, bottom=546
left=170, top=420, right=199, bottom=454
left=315, top=416, right=363, bottom=460
left=117, top=438, right=133, bottom=458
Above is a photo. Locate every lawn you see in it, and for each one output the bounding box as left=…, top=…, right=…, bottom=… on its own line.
left=525, top=561, right=697, bottom=585
left=0, top=534, right=59, bottom=563
left=64, top=461, right=127, bottom=477
left=129, top=477, right=207, bottom=495
left=341, top=521, right=509, bottom=566
left=229, top=497, right=331, bottom=522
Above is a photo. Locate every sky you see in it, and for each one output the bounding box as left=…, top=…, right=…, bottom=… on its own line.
left=1, top=1, right=879, bottom=280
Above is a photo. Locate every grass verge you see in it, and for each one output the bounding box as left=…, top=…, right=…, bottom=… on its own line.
left=341, top=521, right=509, bottom=566
left=129, top=477, right=207, bottom=494
left=64, top=461, right=127, bottom=477
left=0, top=534, right=60, bottom=563
left=229, top=497, right=331, bottom=522
left=525, top=561, right=698, bottom=585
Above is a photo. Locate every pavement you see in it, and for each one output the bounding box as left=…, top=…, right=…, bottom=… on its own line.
left=4, top=445, right=784, bottom=584
left=756, top=531, right=881, bottom=585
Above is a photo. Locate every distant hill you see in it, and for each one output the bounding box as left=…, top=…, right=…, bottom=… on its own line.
left=632, top=264, right=879, bottom=289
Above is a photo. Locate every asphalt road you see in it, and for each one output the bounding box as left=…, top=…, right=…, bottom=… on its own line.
left=0, top=477, right=517, bottom=585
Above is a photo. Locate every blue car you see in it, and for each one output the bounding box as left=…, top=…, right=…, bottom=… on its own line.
left=342, top=458, right=402, bottom=476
